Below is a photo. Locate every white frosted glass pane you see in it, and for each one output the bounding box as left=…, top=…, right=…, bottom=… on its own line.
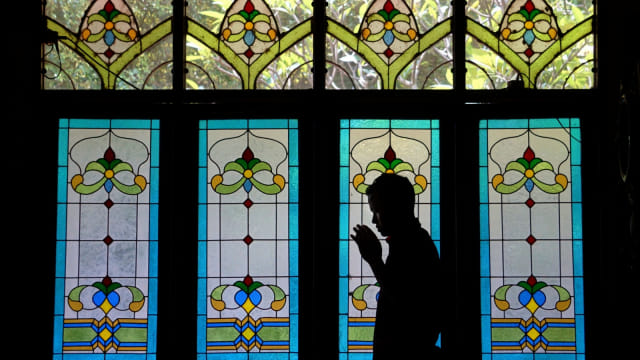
left=220, top=241, right=248, bottom=277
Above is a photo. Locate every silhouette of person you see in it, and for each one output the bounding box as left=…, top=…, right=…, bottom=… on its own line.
left=351, top=173, right=442, bottom=360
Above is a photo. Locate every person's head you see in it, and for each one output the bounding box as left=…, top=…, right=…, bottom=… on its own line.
left=366, top=173, right=416, bottom=236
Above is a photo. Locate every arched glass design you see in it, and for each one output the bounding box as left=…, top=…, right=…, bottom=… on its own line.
left=44, top=0, right=173, bottom=89
left=466, top=0, right=594, bottom=89
left=187, top=0, right=313, bottom=89
left=198, top=119, right=299, bottom=358
left=338, top=119, right=440, bottom=358
left=54, top=119, right=160, bottom=357
left=327, top=0, right=453, bottom=89
left=479, top=119, right=585, bottom=357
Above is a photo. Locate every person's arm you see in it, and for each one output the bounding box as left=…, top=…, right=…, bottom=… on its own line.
left=351, top=224, right=385, bottom=282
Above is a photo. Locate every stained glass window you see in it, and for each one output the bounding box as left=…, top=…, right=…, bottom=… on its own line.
left=187, top=0, right=313, bottom=89
left=54, top=119, right=160, bottom=357
left=327, top=0, right=453, bottom=89
left=44, top=0, right=173, bottom=89
left=198, top=119, right=299, bottom=358
left=466, top=0, right=594, bottom=89
left=479, top=119, right=585, bottom=357
left=339, top=119, right=440, bottom=358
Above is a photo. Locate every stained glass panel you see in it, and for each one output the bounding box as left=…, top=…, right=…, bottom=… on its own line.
left=44, top=0, right=173, bottom=89
left=479, top=118, right=585, bottom=358
left=327, top=0, right=453, bottom=89
left=187, top=0, right=313, bottom=89
left=54, top=119, right=160, bottom=358
left=339, top=119, right=440, bottom=358
left=466, top=0, right=594, bottom=89
left=198, top=119, right=299, bottom=359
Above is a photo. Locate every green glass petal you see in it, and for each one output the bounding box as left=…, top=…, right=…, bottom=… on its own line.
left=112, top=13, right=131, bottom=25
left=366, top=30, right=387, bottom=42
left=368, top=13, right=386, bottom=24
left=228, top=13, right=247, bottom=24
left=532, top=161, right=553, bottom=173
left=391, top=14, right=411, bottom=25
left=356, top=183, right=369, bottom=194
left=211, top=285, right=228, bottom=301
left=252, top=14, right=271, bottom=25
left=127, top=286, right=145, bottom=302
left=88, top=13, right=107, bottom=24
left=214, top=179, right=245, bottom=194
left=366, top=162, right=387, bottom=173
left=224, top=161, right=245, bottom=173
left=86, top=161, right=107, bottom=173
left=268, top=285, right=286, bottom=301
left=247, top=158, right=261, bottom=169
left=68, top=285, right=88, bottom=302
left=552, top=285, right=571, bottom=302
left=111, top=178, right=144, bottom=195
left=505, top=160, right=526, bottom=173
left=352, top=284, right=368, bottom=300
left=74, top=178, right=108, bottom=195
left=530, top=177, right=565, bottom=194
left=251, top=178, right=283, bottom=195
left=413, top=183, right=424, bottom=194
left=251, top=161, right=272, bottom=172
left=393, top=162, right=413, bottom=173
left=494, top=176, right=527, bottom=194
left=112, top=161, right=134, bottom=173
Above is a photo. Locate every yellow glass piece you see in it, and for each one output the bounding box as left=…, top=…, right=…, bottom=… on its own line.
left=525, top=169, right=534, bottom=178
left=241, top=299, right=255, bottom=313
left=223, top=28, right=231, bottom=40
left=271, top=297, right=286, bottom=311
left=128, top=29, right=137, bottom=40
left=362, top=28, right=371, bottom=40
left=501, top=28, right=511, bottom=39
left=242, top=327, right=256, bottom=340
left=99, top=300, right=113, bottom=314
left=525, top=21, right=534, bottom=30
left=68, top=299, right=84, bottom=312
left=81, top=28, right=91, bottom=40
left=555, top=174, right=568, bottom=189
left=414, top=175, right=427, bottom=190
left=407, top=29, right=416, bottom=40
left=384, top=21, right=394, bottom=30
left=211, top=174, right=223, bottom=189
left=556, top=298, right=571, bottom=311
left=105, top=21, right=114, bottom=31
left=353, top=174, right=365, bottom=189
left=527, top=327, right=540, bottom=340
left=99, top=327, right=113, bottom=342
left=71, top=174, right=84, bottom=189
left=129, top=299, right=144, bottom=312
left=211, top=298, right=226, bottom=311
left=244, top=169, right=253, bottom=178
left=525, top=298, right=539, bottom=314
left=273, top=174, right=285, bottom=189
left=352, top=298, right=367, bottom=311
left=134, top=175, right=147, bottom=190
left=494, top=298, right=510, bottom=311
left=492, top=174, right=504, bottom=189
left=245, top=22, right=254, bottom=31
left=268, top=29, right=277, bottom=40
left=385, top=169, right=394, bottom=174
left=105, top=169, right=114, bottom=179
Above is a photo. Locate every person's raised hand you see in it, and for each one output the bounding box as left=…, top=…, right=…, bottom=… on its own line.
left=351, top=224, right=382, bottom=265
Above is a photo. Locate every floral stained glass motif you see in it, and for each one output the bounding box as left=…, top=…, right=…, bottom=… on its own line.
left=327, top=0, right=452, bottom=89
left=198, top=120, right=298, bottom=358
left=479, top=119, right=585, bottom=358
left=187, top=0, right=313, bottom=89
left=466, top=0, right=594, bottom=89
left=44, top=0, right=173, bottom=89
left=339, top=119, right=440, bottom=357
left=54, top=119, right=159, bottom=357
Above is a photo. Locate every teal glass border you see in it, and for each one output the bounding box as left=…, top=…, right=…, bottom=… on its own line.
left=478, top=118, right=585, bottom=359
left=338, top=119, right=441, bottom=358
left=197, top=119, right=299, bottom=359
left=54, top=119, right=159, bottom=360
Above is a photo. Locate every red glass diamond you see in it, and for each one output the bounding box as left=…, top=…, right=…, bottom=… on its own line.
left=525, top=198, right=535, bottom=208
left=244, top=198, right=253, bottom=208
left=245, top=49, right=254, bottom=59
left=525, top=48, right=534, bottom=58
left=244, top=235, right=253, bottom=245
left=103, top=235, right=114, bottom=245
left=523, top=147, right=535, bottom=162
left=104, top=199, right=114, bottom=208
left=526, top=235, right=536, bottom=245
left=524, top=0, right=535, bottom=13
left=384, top=0, right=394, bottom=13
left=105, top=1, right=115, bottom=13
left=105, top=49, right=115, bottom=59
left=384, top=49, right=394, bottom=58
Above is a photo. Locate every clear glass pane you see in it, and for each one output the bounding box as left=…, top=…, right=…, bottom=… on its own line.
left=466, top=0, right=594, bottom=89
left=44, top=0, right=173, bottom=89
left=54, top=119, right=160, bottom=356
left=327, top=0, right=453, bottom=89
left=479, top=118, right=585, bottom=357
left=186, top=0, right=313, bottom=89
left=198, top=119, right=299, bottom=358
left=339, top=119, right=441, bottom=357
